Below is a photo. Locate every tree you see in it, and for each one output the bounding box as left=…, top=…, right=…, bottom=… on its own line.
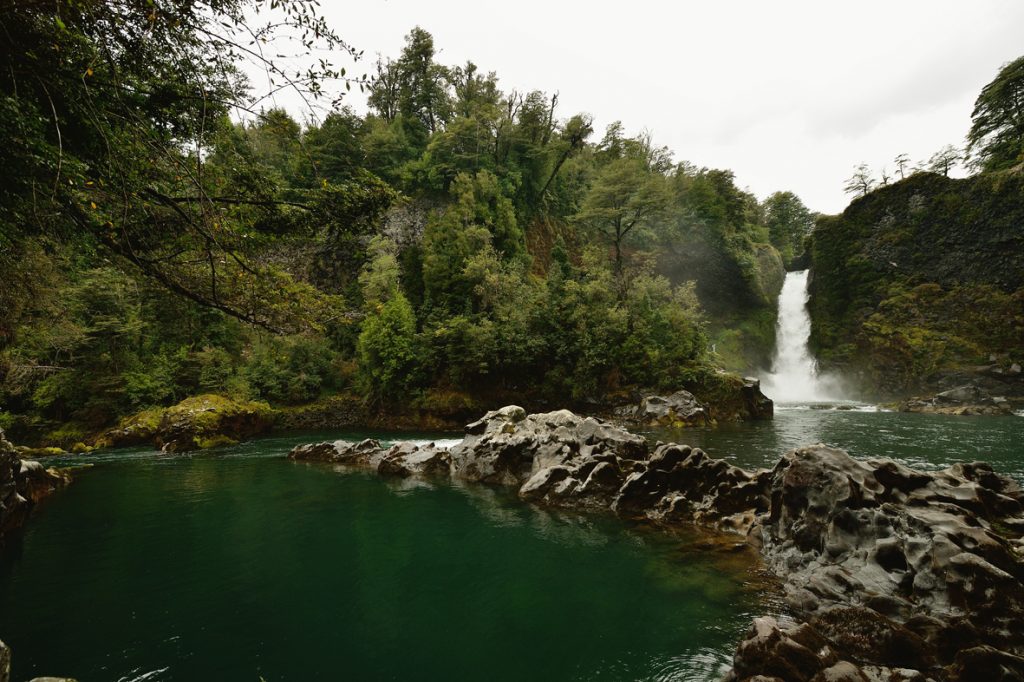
left=356, top=293, right=419, bottom=400
left=574, top=158, right=670, bottom=282
left=844, top=164, right=876, bottom=197
left=0, top=0, right=362, bottom=333
left=763, top=191, right=814, bottom=264
left=395, top=28, right=452, bottom=139
left=927, top=145, right=961, bottom=177
left=894, top=153, right=911, bottom=179
left=968, top=56, right=1024, bottom=171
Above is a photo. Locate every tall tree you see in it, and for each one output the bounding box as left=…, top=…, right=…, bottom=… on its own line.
left=927, top=144, right=961, bottom=177
left=844, top=164, right=876, bottom=197
left=968, top=55, right=1024, bottom=172
left=574, top=158, right=670, bottom=283
left=763, top=191, right=813, bottom=264
left=894, top=153, right=911, bottom=179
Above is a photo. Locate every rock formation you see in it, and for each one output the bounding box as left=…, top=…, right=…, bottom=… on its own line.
left=901, top=383, right=1015, bottom=416
left=1, top=428, right=71, bottom=541
left=290, top=406, right=1024, bottom=680
left=97, top=394, right=273, bottom=452
left=613, top=377, right=773, bottom=427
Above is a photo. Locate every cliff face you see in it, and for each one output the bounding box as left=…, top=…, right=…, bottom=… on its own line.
left=807, top=171, right=1024, bottom=396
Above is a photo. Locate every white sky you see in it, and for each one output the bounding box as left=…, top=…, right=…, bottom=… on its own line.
left=251, top=0, right=1024, bottom=214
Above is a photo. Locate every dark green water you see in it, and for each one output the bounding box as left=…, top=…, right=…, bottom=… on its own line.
left=2, top=410, right=1023, bottom=681
left=648, top=406, right=1024, bottom=481
left=0, top=432, right=767, bottom=682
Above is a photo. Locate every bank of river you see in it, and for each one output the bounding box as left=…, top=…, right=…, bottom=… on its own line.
left=2, top=410, right=1023, bottom=681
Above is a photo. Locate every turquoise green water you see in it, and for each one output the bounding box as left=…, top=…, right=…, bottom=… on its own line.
left=2, top=410, right=1023, bottom=681
left=0, top=432, right=766, bottom=682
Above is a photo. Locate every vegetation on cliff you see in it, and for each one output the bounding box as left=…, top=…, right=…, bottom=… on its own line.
left=807, top=55, right=1024, bottom=395
left=0, top=5, right=805, bottom=443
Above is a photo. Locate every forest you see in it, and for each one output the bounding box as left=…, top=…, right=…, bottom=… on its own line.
left=0, top=3, right=812, bottom=444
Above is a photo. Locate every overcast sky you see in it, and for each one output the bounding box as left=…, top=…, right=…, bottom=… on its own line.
left=251, top=0, right=1024, bottom=214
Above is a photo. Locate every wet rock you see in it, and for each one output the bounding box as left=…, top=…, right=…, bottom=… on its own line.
left=378, top=443, right=452, bottom=478
left=728, top=617, right=837, bottom=682
left=1, top=429, right=71, bottom=541
left=288, top=438, right=387, bottom=468
left=452, top=407, right=648, bottom=509
left=809, top=661, right=870, bottom=682
left=742, top=377, right=775, bottom=420
left=943, top=645, right=1024, bottom=681
left=901, top=383, right=1014, bottom=415
left=614, top=390, right=711, bottom=427
left=809, top=606, right=934, bottom=670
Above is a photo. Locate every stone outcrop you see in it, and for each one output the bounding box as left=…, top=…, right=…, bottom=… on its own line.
left=290, top=406, right=1024, bottom=681
left=288, top=438, right=452, bottom=479
left=614, top=390, right=711, bottom=427
left=98, top=394, right=273, bottom=452
left=613, top=377, right=773, bottom=428
left=900, top=383, right=1015, bottom=415
left=1, top=429, right=71, bottom=542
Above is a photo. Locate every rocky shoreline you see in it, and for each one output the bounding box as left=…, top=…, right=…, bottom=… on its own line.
left=290, top=406, right=1024, bottom=681
left=0, top=429, right=71, bottom=544
left=9, top=371, right=774, bottom=455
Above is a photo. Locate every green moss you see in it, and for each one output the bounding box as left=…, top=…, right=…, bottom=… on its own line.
left=40, top=422, right=90, bottom=448
left=195, top=435, right=239, bottom=449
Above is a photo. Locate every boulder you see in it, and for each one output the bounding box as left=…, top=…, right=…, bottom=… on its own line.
left=451, top=407, right=648, bottom=509
left=288, top=438, right=387, bottom=468
left=900, top=383, right=1014, bottom=415
left=615, top=391, right=711, bottom=427
left=378, top=443, right=452, bottom=478
left=99, top=395, right=273, bottom=452
left=742, top=376, right=775, bottom=420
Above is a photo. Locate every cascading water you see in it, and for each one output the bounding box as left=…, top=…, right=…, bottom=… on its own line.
left=762, top=270, right=840, bottom=403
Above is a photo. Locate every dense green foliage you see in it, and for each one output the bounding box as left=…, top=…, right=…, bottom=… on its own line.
left=968, top=56, right=1024, bottom=172
left=1, top=7, right=800, bottom=440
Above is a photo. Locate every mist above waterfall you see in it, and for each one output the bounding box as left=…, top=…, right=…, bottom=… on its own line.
left=762, top=270, right=845, bottom=403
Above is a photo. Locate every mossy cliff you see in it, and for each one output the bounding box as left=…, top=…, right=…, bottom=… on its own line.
left=807, top=171, right=1024, bottom=396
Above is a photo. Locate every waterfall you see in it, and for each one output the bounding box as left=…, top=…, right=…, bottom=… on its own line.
left=762, top=270, right=840, bottom=403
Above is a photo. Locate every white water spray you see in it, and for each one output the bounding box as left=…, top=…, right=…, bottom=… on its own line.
left=762, top=270, right=842, bottom=404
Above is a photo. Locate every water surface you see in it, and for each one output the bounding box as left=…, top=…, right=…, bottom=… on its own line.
left=0, top=431, right=766, bottom=682
left=647, top=406, right=1024, bottom=480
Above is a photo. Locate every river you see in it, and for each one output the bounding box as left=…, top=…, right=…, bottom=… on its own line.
left=2, top=410, right=1022, bottom=681
left=4, top=269, right=1023, bottom=680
